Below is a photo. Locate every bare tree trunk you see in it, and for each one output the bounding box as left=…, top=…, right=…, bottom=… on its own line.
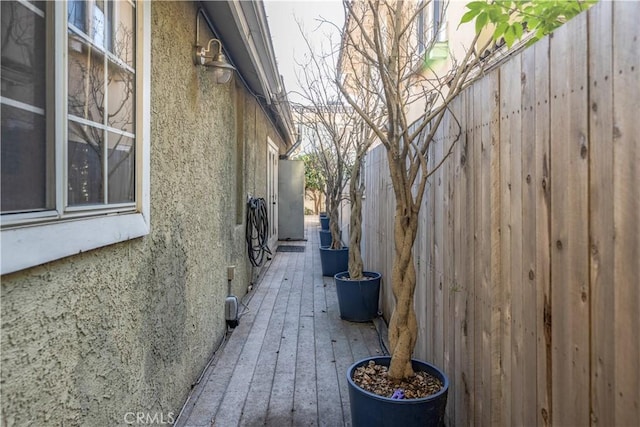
left=318, top=191, right=325, bottom=215
left=329, top=207, right=342, bottom=249
left=387, top=208, right=419, bottom=380
left=310, top=190, right=320, bottom=214
left=348, top=166, right=364, bottom=279
left=348, top=203, right=364, bottom=278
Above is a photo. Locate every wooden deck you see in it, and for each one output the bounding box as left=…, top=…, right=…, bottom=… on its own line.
left=176, top=216, right=387, bottom=427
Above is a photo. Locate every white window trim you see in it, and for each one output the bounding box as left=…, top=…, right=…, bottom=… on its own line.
left=1, top=1, right=151, bottom=275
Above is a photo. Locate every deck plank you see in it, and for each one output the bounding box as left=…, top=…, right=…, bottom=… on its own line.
left=238, top=252, right=294, bottom=426
left=293, top=236, right=319, bottom=426
left=266, top=251, right=303, bottom=425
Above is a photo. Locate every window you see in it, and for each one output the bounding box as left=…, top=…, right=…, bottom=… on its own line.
left=432, top=0, right=441, bottom=39
left=432, top=0, right=447, bottom=43
left=417, top=0, right=447, bottom=54
left=417, top=1, right=426, bottom=53
left=1, top=0, right=150, bottom=274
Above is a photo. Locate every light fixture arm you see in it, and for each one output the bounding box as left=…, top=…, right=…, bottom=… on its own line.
left=194, top=38, right=224, bottom=65
left=197, top=38, right=223, bottom=62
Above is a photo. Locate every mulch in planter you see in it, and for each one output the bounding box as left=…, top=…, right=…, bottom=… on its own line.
left=352, top=360, right=443, bottom=399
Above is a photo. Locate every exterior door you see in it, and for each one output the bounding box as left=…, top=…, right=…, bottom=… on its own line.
left=277, top=159, right=305, bottom=240
left=266, top=138, right=278, bottom=250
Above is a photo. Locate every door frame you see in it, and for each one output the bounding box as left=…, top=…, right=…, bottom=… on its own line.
left=266, top=137, right=278, bottom=251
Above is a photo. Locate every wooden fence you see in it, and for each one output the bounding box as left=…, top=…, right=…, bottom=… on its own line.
left=361, top=2, right=639, bottom=425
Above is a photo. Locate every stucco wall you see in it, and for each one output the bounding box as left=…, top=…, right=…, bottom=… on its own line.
left=0, top=2, right=286, bottom=425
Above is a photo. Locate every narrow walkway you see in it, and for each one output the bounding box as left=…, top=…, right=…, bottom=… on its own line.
left=177, top=216, right=387, bottom=427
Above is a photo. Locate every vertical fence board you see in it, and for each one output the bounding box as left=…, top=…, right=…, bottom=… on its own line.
left=505, top=52, right=524, bottom=427
left=485, top=71, right=502, bottom=427
left=390, top=160, right=396, bottom=324
left=379, top=149, right=395, bottom=324
left=453, top=91, right=471, bottom=426
left=433, top=117, right=445, bottom=369
left=488, top=71, right=502, bottom=425
left=498, top=57, right=516, bottom=427
left=465, top=87, right=477, bottom=427
left=440, top=110, right=450, bottom=376
left=415, top=139, right=429, bottom=361
left=427, top=130, right=440, bottom=360
left=550, top=12, right=590, bottom=426
left=533, top=36, right=552, bottom=427
left=471, top=79, right=487, bottom=427
left=588, top=2, right=615, bottom=425
left=520, top=43, right=538, bottom=427
left=612, top=2, right=640, bottom=425
left=418, top=135, right=429, bottom=361
left=425, top=139, right=436, bottom=362
left=463, top=83, right=476, bottom=426
left=443, top=101, right=455, bottom=425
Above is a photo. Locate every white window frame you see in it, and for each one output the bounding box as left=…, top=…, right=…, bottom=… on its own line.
left=417, top=1, right=427, bottom=55
left=1, top=0, right=150, bottom=275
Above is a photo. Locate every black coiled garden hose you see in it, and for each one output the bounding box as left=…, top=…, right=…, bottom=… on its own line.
left=246, top=197, right=272, bottom=267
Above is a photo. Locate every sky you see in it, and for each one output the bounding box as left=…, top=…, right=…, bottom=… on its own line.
left=264, top=1, right=345, bottom=105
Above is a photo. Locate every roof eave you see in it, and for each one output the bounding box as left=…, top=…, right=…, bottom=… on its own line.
left=200, top=0, right=295, bottom=147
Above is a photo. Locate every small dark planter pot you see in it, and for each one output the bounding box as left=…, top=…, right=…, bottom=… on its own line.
left=319, top=245, right=349, bottom=277
left=319, top=229, right=332, bottom=247
left=334, top=271, right=381, bottom=322
left=320, top=216, right=330, bottom=230
left=347, top=356, right=449, bottom=427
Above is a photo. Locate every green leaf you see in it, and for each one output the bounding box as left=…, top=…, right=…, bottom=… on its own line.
left=475, top=12, right=488, bottom=35
left=460, top=9, right=479, bottom=25
left=503, top=25, right=515, bottom=47
left=466, top=1, right=488, bottom=11
left=495, top=0, right=515, bottom=8
left=526, top=17, right=539, bottom=31
left=513, top=22, right=523, bottom=40
left=493, top=21, right=509, bottom=41
left=488, top=7, right=503, bottom=23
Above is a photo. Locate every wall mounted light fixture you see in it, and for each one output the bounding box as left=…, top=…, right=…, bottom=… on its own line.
left=194, top=38, right=235, bottom=84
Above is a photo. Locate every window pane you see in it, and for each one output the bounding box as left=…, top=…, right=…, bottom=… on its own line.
left=111, top=0, right=135, bottom=67
left=67, top=1, right=137, bottom=209
left=433, top=0, right=441, bottom=35
left=1, top=1, right=46, bottom=108
left=92, top=0, right=108, bottom=49
left=107, top=62, right=134, bottom=132
left=68, top=0, right=87, bottom=34
left=68, top=39, right=104, bottom=125
left=1, top=1, right=50, bottom=214
left=68, top=122, right=104, bottom=205
left=107, top=132, right=134, bottom=203
left=1, top=105, right=49, bottom=212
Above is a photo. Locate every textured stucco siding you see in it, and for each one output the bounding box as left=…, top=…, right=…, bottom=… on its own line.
left=0, top=2, right=286, bottom=426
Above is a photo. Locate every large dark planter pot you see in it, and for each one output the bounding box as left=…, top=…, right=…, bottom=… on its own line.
left=319, top=229, right=332, bottom=247
left=334, top=271, right=381, bottom=322
left=347, top=356, right=449, bottom=427
left=319, top=245, right=349, bottom=277
left=320, top=216, right=330, bottom=230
